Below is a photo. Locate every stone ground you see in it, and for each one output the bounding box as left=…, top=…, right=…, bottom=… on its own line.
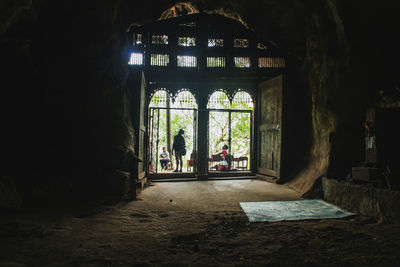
left=1, top=179, right=400, bottom=266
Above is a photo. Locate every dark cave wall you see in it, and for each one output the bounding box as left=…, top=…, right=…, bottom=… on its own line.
left=329, top=0, right=400, bottom=179
left=1, top=0, right=399, bottom=206
left=1, top=0, right=136, bottom=204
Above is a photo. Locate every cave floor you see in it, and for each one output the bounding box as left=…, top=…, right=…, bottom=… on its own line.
left=1, top=179, right=400, bottom=266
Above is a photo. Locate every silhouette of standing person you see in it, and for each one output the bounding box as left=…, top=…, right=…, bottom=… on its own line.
left=172, top=129, right=185, bottom=172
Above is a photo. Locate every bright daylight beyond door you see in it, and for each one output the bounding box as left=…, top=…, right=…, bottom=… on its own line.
left=148, top=89, right=197, bottom=174
left=207, top=90, right=253, bottom=172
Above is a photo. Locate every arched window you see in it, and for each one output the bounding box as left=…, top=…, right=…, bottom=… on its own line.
left=148, top=88, right=197, bottom=174
left=173, top=90, right=197, bottom=109
left=207, top=89, right=252, bottom=171
left=149, top=89, right=172, bottom=108
left=207, top=90, right=230, bottom=109
left=232, top=91, right=254, bottom=110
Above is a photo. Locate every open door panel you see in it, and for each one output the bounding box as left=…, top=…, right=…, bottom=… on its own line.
left=257, top=75, right=283, bottom=179
left=138, top=72, right=146, bottom=179
left=129, top=70, right=147, bottom=179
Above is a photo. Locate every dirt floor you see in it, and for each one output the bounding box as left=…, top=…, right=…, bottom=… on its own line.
left=1, top=179, right=400, bottom=266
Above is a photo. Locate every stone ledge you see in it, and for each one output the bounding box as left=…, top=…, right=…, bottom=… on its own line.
left=323, top=177, right=400, bottom=223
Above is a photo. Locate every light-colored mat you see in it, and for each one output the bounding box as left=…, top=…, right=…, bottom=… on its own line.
left=240, top=199, right=355, bottom=222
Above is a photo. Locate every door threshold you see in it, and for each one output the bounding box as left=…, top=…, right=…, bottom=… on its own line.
left=207, top=175, right=256, bottom=180
left=149, top=174, right=257, bottom=182
left=208, top=171, right=253, bottom=177
left=150, top=177, right=198, bottom=182
left=149, top=171, right=253, bottom=179
left=148, top=173, right=196, bottom=179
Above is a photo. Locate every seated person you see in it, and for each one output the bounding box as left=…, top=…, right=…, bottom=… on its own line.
left=159, top=146, right=170, bottom=170
left=217, top=144, right=232, bottom=171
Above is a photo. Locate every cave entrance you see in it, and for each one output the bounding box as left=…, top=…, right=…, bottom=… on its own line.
left=207, top=90, right=253, bottom=173
left=148, top=89, right=198, bottom=175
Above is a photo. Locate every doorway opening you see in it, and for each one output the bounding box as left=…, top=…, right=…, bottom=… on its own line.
left=128, top=12, right=287, bottom=180
left=207, top=90, right=253, bottom=172
left=148, top=89, right=198, bottom=174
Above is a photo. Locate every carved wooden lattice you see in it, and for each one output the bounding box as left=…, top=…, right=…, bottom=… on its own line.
left=207, top=57, right=226, bottom=67
left=178, top=37, right=196, bottom=46
left=258, top=57, right=285, bottom=68
left=128, top=53, right=143, bottom=65
left=234, top=38, right=249, bottom=48
left=234, top=57, right=251, bottom=68
left=177, top=56, right=197, bottom=67
left=232, top=90, right=254, bottom=110
left=151, top=54, right=169, bottom=66
left=208, top=38, right=224, bottom=47
left=149, top=89, right=172, bottom=108
left=207, top=90, right=231, bottom=109
left=174, top=89, right=197, bottom=108
left=152, top=35, right=169, bottom=44
left=135, top=33, right=142, bottom=45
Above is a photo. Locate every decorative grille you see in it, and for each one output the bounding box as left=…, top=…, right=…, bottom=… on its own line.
left=174, top=90, right=197, bottom=108
left=207, top=57, right=226, bottom=67
left=149, top=89, right=172, bottom=108
left=178, top=37, right=196, bottom=46
left=151, top=54, right=169, bottom=66
left=128, top=53, right=143, bottom=65
left=208, top=38, right=224, bottom=47
left=234, top=57, right=251, bottom=68
left=135, top=34, right=142, bottom=45
left=258, top=57, right=285, bottom=68
left=207, top=91, right=231, bottom=109
left=177, top=56, right=197, bottom=67
left=234, top=38, right=249, bottom=48
left=232, top=91, right=254, bottom=110
left=152, top=35, right=168, bottom=44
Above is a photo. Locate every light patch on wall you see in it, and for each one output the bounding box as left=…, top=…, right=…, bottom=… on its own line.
left=205, top=8, right=249, bottom=29
left=257, top=43, right=267, bottom=50
left=159, top=2, right=199, bottom=20
left=159, top=2, right=249, bottom=29
left=179, top=21, right=196, bottom=27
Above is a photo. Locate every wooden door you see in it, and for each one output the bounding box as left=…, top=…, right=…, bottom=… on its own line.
left=257, top=75, right=283, bottom=178
left=129, top=70, right=147, bottom=179
left=137, top=72, right=146, bottom=178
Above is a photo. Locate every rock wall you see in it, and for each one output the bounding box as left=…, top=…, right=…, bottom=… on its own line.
left=288, top=0, right=348, bottom=194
